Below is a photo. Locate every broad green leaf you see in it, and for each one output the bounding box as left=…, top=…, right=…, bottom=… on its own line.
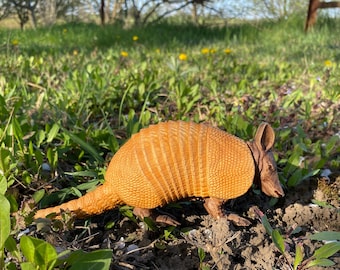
left=32, top=189, right=45, bottom=203
left=119, top=205, right=137, bottom=223
left=65, top=249, right=113, bottom=270
left=300, top=169, right=320, bottom=182
left=6, top=262, right=17, bottom=270
left=309, top=231, right=340, bottom=241
left=288, top=169, right=319, bottom=187
left=9, top=116, right=23, bottom=139
left=324, top=136, right=339, bottom=155
left=20, top=236, right=37, bottom=263
left=76, top=179, right=99, bottom=191
left=20, top=235, right=57, bottom=269
left=198, top=247, right=206, bottom=262
left=261, top=214, right=273, bottom=236
left=70, top=187, right=82, bottom=197
left=20, top=262, right=36, bottom=270
left=65, top=170, right=98, bottom=177
left=62, top=129, right=104, bottom=163
left=306, top=258, right=335, bottom=268
left=272, top=229, right=285, bottom=254
left=143, top=216, right=157, bottom=232
left=313, top=242, right=340, bottom=259
left=311, top=199, right=334, bottom=208
left=47, top=147, right=58, bottom=168
left=293, top=243, right=304, bottom=270
left=6, top=193, right=18, bottom=212
left=0, top=148, right=11, bottom=180
left=36, top=129, right=46, bottom=147
left=163, top=226, right=176, bottom=240
left=0, top=175, right=7, bottom=195
left=287, top=169, right=302, bottom=187
left=46, top=123, right=60, bottom=143
left=34, top=149, right=43, bottom=165
left=0, top=194, right=10, bottom=249
left=5, top=235, right=21, bottom=261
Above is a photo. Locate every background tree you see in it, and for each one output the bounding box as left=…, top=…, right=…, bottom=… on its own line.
left=249, top=0, right=307, bottom=19
left=0, top=0, right=12, bottom=20
left=11, top=0, right=39, bottom=29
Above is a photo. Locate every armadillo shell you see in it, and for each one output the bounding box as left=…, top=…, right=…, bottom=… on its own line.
left=105, top=121, right=255, bottom=209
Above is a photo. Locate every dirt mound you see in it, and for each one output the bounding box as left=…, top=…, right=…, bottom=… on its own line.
left=33, top=177, right=340, bottom=270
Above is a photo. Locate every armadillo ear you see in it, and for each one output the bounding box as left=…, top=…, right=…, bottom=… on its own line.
left=254, top=123, right=275, bottom=151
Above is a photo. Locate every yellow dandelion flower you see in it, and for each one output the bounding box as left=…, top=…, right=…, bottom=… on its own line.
left=224, top=48, right=232, bottom=54
left=324, top=60, right=333, bottom=67
left=63, top=28, right=67, bottom=34
left=179, top=53, right=187, bottom=61
left=73, top=50, right=78, bottom=56
left=121, top=51, right=128, bottom=57
left=201, top=48, right=209, bottom=54
left=210, top=48, right=216, bottom=54
left=132, top=35, right=139, bottom=41
left=11, top=39, right=19, bottom=46
left=155, top=48, right=160, bottom=54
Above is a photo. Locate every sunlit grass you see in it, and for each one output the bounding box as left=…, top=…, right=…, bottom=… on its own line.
left=0, top=15, right=339, bottom=269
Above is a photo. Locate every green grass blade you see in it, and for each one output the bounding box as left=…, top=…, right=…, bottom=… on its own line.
left=0, top=194, right=10, bottom=270
left=62, top=128, right=104, bottom=163
left=313, top=242, right=340, bottom=259
left=261, top=214, right=273, bottom=236
left=293, top=243, right=304, bottom=270
left=309, top=231, right=340, bottom=241
left=272, top=229, right=285, bottom=254
left=306, top=258, right=335, bottom=268
left=46, top=123, right=60, bottom=143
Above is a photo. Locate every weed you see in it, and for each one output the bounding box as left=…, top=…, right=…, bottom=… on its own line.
left=254, top=206, right=340, bottom=269
left=0, top=17, right=339, bottom=269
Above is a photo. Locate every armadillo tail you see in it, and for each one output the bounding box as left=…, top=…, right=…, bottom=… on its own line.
left=34, top=184, right=122, bottom=219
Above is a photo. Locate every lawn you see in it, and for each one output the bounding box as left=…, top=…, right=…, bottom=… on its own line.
left=1, top=16, right=339, bottom=269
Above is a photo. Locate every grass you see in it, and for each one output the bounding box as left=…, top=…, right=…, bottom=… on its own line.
left=0, top=15, right=339, bottom=269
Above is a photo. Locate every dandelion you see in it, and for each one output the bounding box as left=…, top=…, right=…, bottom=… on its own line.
left=324, top=60, right=333, bottom=67
left=201, top=48, right=209, bottom=54
left=155, top=48, right=160, bottom=54
left=179, top=53, right=187, bottom=61
left=11, top=39, right=19, bottom=46
left=73, top=49, right=78, bottom=56
left=210, top=48, right=216, bottom=54
left=121, top=51, right=128, bottom=57
left=63, top=28, right=67, bottom=34
left=224, top=48, right=232, bottom=54
left=132, top=35, right=139, bottom=41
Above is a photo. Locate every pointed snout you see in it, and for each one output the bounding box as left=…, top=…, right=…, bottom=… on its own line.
left=262, top=181, right=285, bottom=198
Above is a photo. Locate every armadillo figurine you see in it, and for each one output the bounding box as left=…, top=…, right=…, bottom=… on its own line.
left=35, top=121, right=284, bottom=226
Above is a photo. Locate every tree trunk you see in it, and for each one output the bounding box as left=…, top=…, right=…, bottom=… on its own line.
left=29, top=8, right=37, bottom=28
left=100, top=0, right=105, bottom=25
left=112, top=0, right=123, bottom=22
left=305, top=0, right=340, bottom=31
left=192, top=2, right=198, bottom=25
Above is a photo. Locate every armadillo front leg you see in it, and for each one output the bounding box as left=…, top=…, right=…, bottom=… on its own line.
left=204, top=197, right=251, bottom=226
left=133, top=207, right=180, bottom=226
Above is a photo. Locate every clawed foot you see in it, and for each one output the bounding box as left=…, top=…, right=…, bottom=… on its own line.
left=226, top=213, right=251, bottom=226
left=204, top=197, right=251, bottom=226
left=133, top=207, right=180, bottom=226
left=132, top=198, right=252, bottom=227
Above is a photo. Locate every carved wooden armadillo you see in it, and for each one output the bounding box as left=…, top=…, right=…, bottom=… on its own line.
left=35, top=121, right=284, bottom=225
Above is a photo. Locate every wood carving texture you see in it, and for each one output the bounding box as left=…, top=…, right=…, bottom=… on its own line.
left=35, top=121, right=255, bottom=219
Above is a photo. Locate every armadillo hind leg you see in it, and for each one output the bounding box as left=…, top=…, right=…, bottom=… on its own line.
left=133, top=207, right=180, bottom=226
left=203, top=197, right=251, bottom=226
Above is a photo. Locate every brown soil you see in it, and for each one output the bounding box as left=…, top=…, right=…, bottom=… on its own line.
left=33, top=176, right=339, bottom=270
